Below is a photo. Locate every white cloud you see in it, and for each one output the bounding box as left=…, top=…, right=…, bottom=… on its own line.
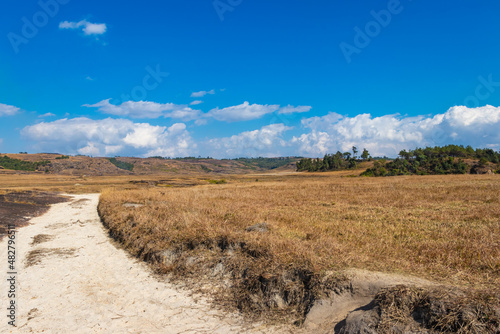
left=191, top=90, right=215, bottom=98
left=59, top=20, right=107, bottom=36
left=21, top=117, right=195, bottom=157
left=39, top=113, right=55, bottom=118
left=194, top=119, right=208, bottom=126
left=19, top=104, right=500, bottom=159
left=206, top=123, right=292, bottom=158
left=278, top=105, right=312, bottom=114
left=84, top=99, right=201, bottom=121
left=207, top=101, right=280, bottom=122
left=292, top=105, right=500, bottom=157
left=0, top=103, right=20, bottom=116
left=190, top=100, right=203, bottom=105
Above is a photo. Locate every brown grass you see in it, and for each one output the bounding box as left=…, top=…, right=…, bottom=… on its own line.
left=25, top=248, right=78, bottom=267
left=31, top=234, right=54, bottom=245
left=2, top=170, right=498, bottom=327
left=99, top=175, right=500, bottom=286
left=97, top=173, right=500, bottom=324
left=0, top=174, right=209, bottom=194
left=374, top=285, right=500, bottom=333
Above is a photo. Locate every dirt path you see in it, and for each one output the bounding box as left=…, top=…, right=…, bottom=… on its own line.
left=0, top=194, right=291, bottom=334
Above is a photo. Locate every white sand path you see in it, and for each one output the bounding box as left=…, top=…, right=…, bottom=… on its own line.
left=0, top=194, right=294, bottom=334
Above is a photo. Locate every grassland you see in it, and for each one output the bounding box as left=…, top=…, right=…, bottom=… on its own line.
left=98, top=174, right=499, bottom=286
left=2, top=171, right=499, bottom=331
left=96, top=173, right=499, bottom=328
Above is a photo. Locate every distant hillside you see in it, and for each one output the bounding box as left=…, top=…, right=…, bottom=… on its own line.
left=0, top=154, right=300, bottom=176
left=361, top=145, right=500, bottom=176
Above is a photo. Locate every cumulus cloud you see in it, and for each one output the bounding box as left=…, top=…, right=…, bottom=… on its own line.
left=292, top=105, right=500, bottom=157
left=278, top=105, right=312, bottom=114
left=59, top=20, right=107, bottom=36
left=191, top=90, right=215, bottom=98
left=0, top=103, right=20, bottom=116
left=206, top=123, right=292, bottom=158
left=19, top=104, right=500, bottom=159
left=39, top=113, right=55, bottom=118
left=84, top=99, right=201, bottom=121
left=207, top=102, right=280, bottom=122
left=21, top=117, right=195, bottom=157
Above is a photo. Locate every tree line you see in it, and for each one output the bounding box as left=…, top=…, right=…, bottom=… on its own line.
left=296, top=147, right=370, bottom=172
left=0, top=155, right=50, bottom=171
left=361, top=145, right=500, bottom=176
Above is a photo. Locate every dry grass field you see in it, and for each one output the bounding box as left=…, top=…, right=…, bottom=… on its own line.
left=0, top=173, right=211, bottom=194
left=2, top=171, right=499, bottom=331
left=97, top=173, right=500, bottom=329
left=98, top=173, right=500, bottom=287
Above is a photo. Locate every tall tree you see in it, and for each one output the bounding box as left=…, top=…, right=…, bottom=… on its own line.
left=352, top=146, right=358, bottom=159
left=361, top=148, right=370, bottom=161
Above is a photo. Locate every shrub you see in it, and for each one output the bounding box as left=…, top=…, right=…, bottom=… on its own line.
left=208, top=179, right=226, bottom=184
left=108, top=158, right=134, bottom=171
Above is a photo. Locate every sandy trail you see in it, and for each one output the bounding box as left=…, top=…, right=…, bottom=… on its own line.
left=0, top=194, right=290, bottom=334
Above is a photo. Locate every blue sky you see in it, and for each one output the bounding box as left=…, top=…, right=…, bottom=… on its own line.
left=1, top=0, right=500, bottom=158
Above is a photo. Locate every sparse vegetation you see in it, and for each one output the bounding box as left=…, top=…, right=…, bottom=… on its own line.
left=0, top=155, right=50, bottom=171
left=200, top=164, right=212, bottom=173
left=207, top=179, right=226, bottom=184
left=108, top=158, right=134, bottom=171
left=55, top=155, right=70, bottom=160
left=233, top=157, right=299, bottom=170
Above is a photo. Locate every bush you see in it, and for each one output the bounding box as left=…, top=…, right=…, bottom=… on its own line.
left=208, top=179, right=226, bottom=184
left=108, top=158, right=134, bottom=171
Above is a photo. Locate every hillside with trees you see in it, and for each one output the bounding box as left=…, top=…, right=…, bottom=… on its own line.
left=361, top=145, right=500, bottom=176
left=0, top=155, right=50, bottom=172
left=0, top=153, right=301, bottom=176
left=296, top=147, right=370, bottom=172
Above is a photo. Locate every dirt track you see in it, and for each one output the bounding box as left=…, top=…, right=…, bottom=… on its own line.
left=0, top=194, right=290, bottom=333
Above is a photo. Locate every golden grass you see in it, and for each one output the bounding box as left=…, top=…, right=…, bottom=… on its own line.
left=0, top=173, right=209, bottom=194
left=99, top=174, right=500, bottom=289
left=2, top=171, right=498, bottom=326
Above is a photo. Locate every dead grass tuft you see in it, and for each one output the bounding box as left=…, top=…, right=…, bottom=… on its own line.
left=25, top=248, right=78, bottom=267
left=375, top=285, right=500, bottom=333
left=31, top=234, right=54, bottom=245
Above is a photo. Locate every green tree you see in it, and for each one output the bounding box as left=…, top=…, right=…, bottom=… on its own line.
left=361, top=148, right=370, bottom=161
left=352, top=146, right=358, bottom=159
